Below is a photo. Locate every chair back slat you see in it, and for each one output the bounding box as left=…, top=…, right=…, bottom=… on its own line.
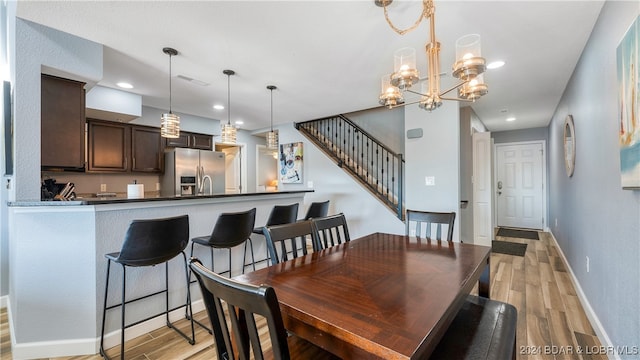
left=264, top=220, right=317, bottom=265
left=311, top=213, right=350, bottom=250
left=189, top=258, right=291, bottom=360
left=405, top=210, right=456, bottom=242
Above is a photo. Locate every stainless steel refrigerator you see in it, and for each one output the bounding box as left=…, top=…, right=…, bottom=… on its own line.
left=161, top=148, right=226, bottom=196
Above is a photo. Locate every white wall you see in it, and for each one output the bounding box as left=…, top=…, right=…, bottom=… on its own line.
left=548, top=1, right=640, bottom=351
left=404, top=101, right=461, bottom=241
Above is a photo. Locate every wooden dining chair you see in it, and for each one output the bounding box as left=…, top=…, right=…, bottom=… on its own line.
left=263, top=220, right=318, bottom=265
left=311, top=213, right=350, bottom=250
left=189, top=258, right=339, bottom=360
left=405, top=209, right=456, bottom=241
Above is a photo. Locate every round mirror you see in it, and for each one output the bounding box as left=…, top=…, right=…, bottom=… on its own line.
left=564, top=115, right=576, bottom=177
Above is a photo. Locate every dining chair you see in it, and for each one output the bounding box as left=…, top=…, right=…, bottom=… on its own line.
left=311, top=213, right=350, bottom=250
left=405, top=209, right=456, bottom=241
left=301, top=200, right=330, bottom=220
left=405, top=209, right=518, bottom=359
left=263, top=220, right=318, bottom=265
left=100, top=215, right=195, bottom=360
left=189, top=258, right=339, bottom=360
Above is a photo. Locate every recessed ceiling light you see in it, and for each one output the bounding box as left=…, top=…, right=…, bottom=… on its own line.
left=506, top=117, right=516, bottom=122
left=487, top=61, right=505, bottom=70
left=213, top=104, right=224, bottom=110
left=235, top=120, right=244, bottom=125
left=116, top=82, right=133, bottom=89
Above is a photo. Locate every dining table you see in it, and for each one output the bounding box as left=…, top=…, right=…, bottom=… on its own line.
left=234, top=232, right=491, bottom=359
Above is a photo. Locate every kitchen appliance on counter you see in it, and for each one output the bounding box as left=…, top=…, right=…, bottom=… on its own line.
left=161, top=148, right=225, bottom=196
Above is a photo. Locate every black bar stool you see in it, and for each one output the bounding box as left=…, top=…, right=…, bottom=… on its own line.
left=99, top=215, right=194, bottom=360
left=188, top=208, right=256, bottom=332
left=300, top=200, right=330, bottom=220
left=251, top=203, right=299, bottom=265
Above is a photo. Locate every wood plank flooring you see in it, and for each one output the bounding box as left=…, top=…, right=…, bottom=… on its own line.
left=0, top=231, right=603, bottom=360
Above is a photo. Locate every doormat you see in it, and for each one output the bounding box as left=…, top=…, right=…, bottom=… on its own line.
left=496, top=228, right=539, bottom=240
left=492, top=240, right=527, bottom=257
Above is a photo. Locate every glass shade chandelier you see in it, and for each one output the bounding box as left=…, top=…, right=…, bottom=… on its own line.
left=377, top=0, right=488, bottom=111
left=220, top=69, right=237, bottom=144
left=161, top=47, right=180, bottom=138
left=266, top=85, right=278, bottom=150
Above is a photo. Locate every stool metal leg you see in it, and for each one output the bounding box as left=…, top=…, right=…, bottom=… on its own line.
left=99, top=259, right=111, bottom=359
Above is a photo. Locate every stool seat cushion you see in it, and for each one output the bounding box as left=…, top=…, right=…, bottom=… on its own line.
left=430, top=295, right=517, bottom=360
left=252, top=227, right=264, bottom=234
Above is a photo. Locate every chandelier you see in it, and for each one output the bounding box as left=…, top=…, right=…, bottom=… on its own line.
left=376, top=0, right=488, bottom=111
left=160, top=47, right=180, bottom=138
left=266, top=85, right=278, bottom=150
left=220, top=69, right=237, bottom=144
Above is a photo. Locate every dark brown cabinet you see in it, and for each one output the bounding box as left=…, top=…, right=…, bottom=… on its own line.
left=164, top=131, right=213, bottom=150
left=131, top=126, right=163, bottom=172
left=87, top=120, right=129, bottom=172
left=41, top=74, right=86, bottom=170
left=87, top=120, right=164, bottom=173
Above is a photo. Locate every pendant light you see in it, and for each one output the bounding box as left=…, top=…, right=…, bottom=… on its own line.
left=160, top=47, right=180, bottom=138
left=266, top=85, right=278, bottom=150
left=220, top=69, right=237, bottom=144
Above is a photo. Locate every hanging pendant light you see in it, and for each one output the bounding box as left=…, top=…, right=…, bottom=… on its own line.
left=160, top=47, right=180, bottom=138
left=220, top=69, right=237, bottom=144
left=266, top=85, right=278, bottom=150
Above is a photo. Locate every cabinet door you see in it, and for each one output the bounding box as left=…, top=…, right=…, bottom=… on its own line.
left=41, top=74, right=86, bottom=169
left=87, top=120, right=129, bottom=172
left=132, top=125, right=163, bottom=173
left=191, top=133, right=213, bottom=150
left=164, top=132, right=190, bottom=148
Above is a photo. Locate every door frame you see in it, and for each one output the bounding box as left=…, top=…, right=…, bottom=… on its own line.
left=215, top=141, right=247, bottom=194
left=493, top=140, right=547, bottom=231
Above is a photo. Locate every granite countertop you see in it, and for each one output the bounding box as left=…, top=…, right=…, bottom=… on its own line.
left=9, top=190, right=313, bottom=206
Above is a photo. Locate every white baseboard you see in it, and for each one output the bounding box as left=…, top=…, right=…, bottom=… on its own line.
left=548, top=231, right=618, bottom=360
left=9, top=299, right=205, bottom=359
left=0, top=295, right=7, bottom=309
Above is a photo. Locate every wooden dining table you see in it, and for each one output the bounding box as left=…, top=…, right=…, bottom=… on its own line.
left=234, top=232, right=491, bottom=359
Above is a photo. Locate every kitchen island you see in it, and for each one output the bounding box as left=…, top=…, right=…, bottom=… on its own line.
left=8, top=190, right=312, bottom=359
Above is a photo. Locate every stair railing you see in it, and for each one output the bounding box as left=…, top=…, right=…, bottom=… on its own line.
left=296, top=115, right=404, bottom=219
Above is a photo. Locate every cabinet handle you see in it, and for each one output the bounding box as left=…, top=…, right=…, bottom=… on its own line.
left=133, top=157, right=136, bottom=170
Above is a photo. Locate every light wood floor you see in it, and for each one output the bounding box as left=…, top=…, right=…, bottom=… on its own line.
left=0, top=231, right=604, bottom=360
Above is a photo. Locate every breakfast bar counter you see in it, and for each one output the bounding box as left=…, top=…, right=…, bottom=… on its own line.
left=8, top=190, right=312, bottom=359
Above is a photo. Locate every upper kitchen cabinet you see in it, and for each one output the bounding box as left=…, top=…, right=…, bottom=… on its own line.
left=87, top=119, right=165, bottom=173
left=41, top=74, right=86, bottom=170
left=87, top=120, right=129, bottom=172
left=164, top=131, right=213, bottom=150
left=131, top=125, right=163, bottom=172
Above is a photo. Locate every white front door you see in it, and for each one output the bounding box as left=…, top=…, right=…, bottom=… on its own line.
left=495, top=142, right=545, bottom=230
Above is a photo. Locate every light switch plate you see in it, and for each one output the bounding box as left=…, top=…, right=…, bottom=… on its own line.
left=425, top=176, right=435, bottom=186
left=100, top=184, right=107, bottom=192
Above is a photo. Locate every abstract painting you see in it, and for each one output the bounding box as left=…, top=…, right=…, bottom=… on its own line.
left=618, top=15, right=640, bottom=188
left=280, top=142, right=303, bottom=184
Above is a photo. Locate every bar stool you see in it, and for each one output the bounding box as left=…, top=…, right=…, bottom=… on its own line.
left=300, top=200, right=330, bottom=220
left=100, top=215, right=194, bottom=360
left=188, top=208, right=256, bottom=332
left=189, top=207, right=257, bottom=276
left=252, top=203, right=299, bottom=266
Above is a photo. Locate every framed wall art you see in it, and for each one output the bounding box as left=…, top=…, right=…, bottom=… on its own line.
left=279, top=142, right=303, bottom=184
left=617, top=15, right=639, bottom=188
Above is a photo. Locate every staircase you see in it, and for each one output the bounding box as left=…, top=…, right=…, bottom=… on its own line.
left=295, top=115, right=404, bottom=219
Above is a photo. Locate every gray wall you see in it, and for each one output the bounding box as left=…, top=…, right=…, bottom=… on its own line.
left=492, top=126, right=549, bottom=144
left=347, top=106, right=404, bottom=155
left=548, top=1, right=639, bottom=350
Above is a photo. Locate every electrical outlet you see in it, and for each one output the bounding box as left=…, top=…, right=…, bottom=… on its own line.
left=586, top=256, right=590, bottom=273
left=156, top=183, right=161, bottom=191
left=100, top=184, right=107, bottom=192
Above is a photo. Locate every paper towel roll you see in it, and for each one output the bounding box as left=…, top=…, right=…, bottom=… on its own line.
left=127, top=184, right=144, bottom=199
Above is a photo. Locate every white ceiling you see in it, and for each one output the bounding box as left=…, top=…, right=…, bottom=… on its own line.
left=16, top=1, right=604, bottom=133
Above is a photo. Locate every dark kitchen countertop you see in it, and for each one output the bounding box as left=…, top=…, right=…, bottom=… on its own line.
left=9, top=190, right=314, bottom=206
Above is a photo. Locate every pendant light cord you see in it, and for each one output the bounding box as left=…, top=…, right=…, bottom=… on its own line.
left=168, top=53, right=172, bottom=113
left=227, top=73, right=231, bottom=126
left=270, top=88, right=273, bottom=132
